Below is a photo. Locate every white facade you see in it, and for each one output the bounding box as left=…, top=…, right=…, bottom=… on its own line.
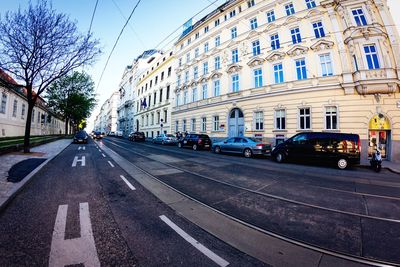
left=94, top=91, right=119, bottom=133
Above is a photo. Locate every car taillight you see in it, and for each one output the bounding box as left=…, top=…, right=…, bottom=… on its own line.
left=358, top=138, right=361, bottom=153
left=198, top=139, right=203, bottom=144
left=256, top=144, right=264, bottom=148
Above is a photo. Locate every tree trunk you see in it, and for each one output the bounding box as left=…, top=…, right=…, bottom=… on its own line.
left=64, top=117, right=69, bottom=136
left=23, top=99, right=35, bottom=153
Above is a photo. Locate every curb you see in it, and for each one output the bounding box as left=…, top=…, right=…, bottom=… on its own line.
left=0, top=141, right=71, bottom=213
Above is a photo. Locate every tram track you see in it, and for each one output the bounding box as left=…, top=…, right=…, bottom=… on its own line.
left=100, top=138, right=400, bottom=267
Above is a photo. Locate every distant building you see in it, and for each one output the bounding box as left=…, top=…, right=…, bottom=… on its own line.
left=94, top=91, right=119, bottom=133
left=172, top=0, right=400, bottom=162
left=0, top=69, right=67, bottom=137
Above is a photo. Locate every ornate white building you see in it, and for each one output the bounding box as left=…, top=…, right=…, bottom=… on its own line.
left=94, top=91, right=119, bottom=133
left=171, top=0, right=400, bottom=162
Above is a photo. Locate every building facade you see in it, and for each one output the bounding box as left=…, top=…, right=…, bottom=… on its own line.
left=94, top=91, right=119, bottom=133
left=117, top=65, right=134, bottom=137
left=0, top=70, right=67, bottom=137
left=134, top=49, right=175, bottom=138
left=171, top=0, right=400, bottom=162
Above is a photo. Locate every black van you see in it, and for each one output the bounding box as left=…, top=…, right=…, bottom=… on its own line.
left=271, top=132, right=361, bottom=169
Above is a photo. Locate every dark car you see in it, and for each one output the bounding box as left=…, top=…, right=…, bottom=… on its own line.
left=73, top=131, right=88, bottom=144
left=212, top=137, right=271, bottom=158
left=129, top=131, right=145, bottom=141
left=178, top=134, right=212, bottom=150
left=93, top=131, right=103, bottom=139
left=271, top=132, right=361, bottom=169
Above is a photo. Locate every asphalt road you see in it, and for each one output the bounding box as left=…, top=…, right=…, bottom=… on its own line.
left=0, top=139, right=266, bottom=266
left=100, top=137, right=400, bottom=265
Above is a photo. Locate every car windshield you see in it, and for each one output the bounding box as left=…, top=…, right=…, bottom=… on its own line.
left=75, top=131, right=86, bottom=137
left=246, top=137, right=259, bottom=142
left=166, top=134, right=175, bottom=137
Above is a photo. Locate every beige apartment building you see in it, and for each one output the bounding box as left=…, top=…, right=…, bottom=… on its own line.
left=135, top=50, right=175, bottom=138
left=172, top=0, right=400, bottom=162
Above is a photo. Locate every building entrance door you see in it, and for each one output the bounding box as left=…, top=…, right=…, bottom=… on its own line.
left=228, top=108, right=244, bottom=137
left=368, top=114, right=391, bottom=159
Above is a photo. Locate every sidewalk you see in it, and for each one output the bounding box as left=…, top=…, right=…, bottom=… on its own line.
left=360, top=158, right=400, bottom=174
left=0, top=139, right=71, bottom=211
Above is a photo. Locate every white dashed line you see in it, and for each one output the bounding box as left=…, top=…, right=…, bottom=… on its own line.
left=120, top=175, right=136, bottom=190
left=159, top=215, right=229, bottom=267
left=108, top=161, right=115, bottom=168
left=98, top=149, right=101, bottom=152
left=102, top=153, right=106, bottom=158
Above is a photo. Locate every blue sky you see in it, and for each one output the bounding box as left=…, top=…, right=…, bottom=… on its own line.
left=1, top=0, right=400, bottom=130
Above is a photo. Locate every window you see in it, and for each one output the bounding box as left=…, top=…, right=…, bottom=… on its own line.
left=252, top=40, right=261, bottom=56
left=32, top=109, right=35, bottom=123
left=157, top=112, right=160, bottom=124
left=215, top=19, right=220, bottom=27
left=175, top=121, right=179, bottom=132
left=195, top=32, right=199, bottom=39
left=179, top=58, right=182, bottom=67
left=213, top=80, right=220, bottom=96
left=203, top=62, right=209, bottom=75
left=194, top=66, right=198, bottom=80
left=166, top=86, right=170, bottom=99
left=164, top=110, right=168, bottom=123
left=175, top=92, right=180, bottom=105
left=204, top=42, right=209, bottom=53
left=271, top=34, right=280, bottom=50
left=254, top=68, right=263, bottom=88
left=21, top=103, right=25, bottom=119
left=325, top=106, right=338, bottom=130
left=254, top=111, right=264, bottom=130
left=247, top=0, right=255, bottom=8
left=364, top=45, right=380, bottom=69
left=352, top=8, right=367, bottom=26
left=285, top=3, right=295, bottom=15
left=230, top=10, right=236, bottom=18
left=305, top=0, right=316, bottom=9
left=154, top=92, right=157, bottom=105
left=168, top=67, right=172, bottom=77
left=187, top=38, right=191, bottom=45
left=266, top=10, right=275, bottom=22
left=183, top=119, right=187, bottom=132
left=151, top=113, right=154, bottom=125
left=275, top=109, right=286, bottom=129
left=273, top=63, right=284, bottom=83
left=177, top=74, right=181, bottom=87
left=191, top=118, right=196, bottom=132
left=159, top=89, right=163, bottom=102
left=299, top=108, right=311, bottom=130
left=215, top=36, right=221, bottom=47
left=201, top=117, right=207, bottom=132
left=250, top=18, right=258, bottom=30
left=12, top=100, right=17, bottom=117
left=232, top=49, right=239, bottom=63
left=295, top=58, right=307, bottom=80
left=185, top=71, right=189, bottom=83
left=291, top=27, right=302, bottom=44
left=231, top=27, right=237, bottom=39
left=313, top=21, right=325, bottom=38
left=186, top=53, right=190, bottom=63
left=37, top=111, right=40, bottom=123
left=195, top=48, right=199, bottom=58
left=320, top=53, right=333, bottom=76
left=0, top=93, right=7, bottom=114
left=232, top=74, right=240, bottom=92
left=212, top=116, right=220, bottom=131
left=214, top=56, right=221, bottom=70
left=202, top=84, right=208, bottom=99
left=183, top=90, right=188, bottom=104
left=204, top=26, right=209, bottom=33
left=192, top=87, right=198, bottom=102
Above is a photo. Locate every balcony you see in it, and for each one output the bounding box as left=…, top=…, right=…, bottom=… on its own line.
left=353, top=68, right=399, bottom=95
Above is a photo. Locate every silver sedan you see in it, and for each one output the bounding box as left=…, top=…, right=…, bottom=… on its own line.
left=212, top=137, right=271, bottom=158
left=152, top=134, right=178, bottom=145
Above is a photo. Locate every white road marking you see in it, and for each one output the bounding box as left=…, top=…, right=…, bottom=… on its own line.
left=72, top=156, right=85, bottom=167
left=159, top=215, right=229, bottom=267
left=78, top=146, right=82, bottom=150
left=49, top=203, right=100, bottom=267
left=98, top=149, right=101, bottom=152
left=108, top=161, right=115, bottom=167
left=82, top=146, right=86, bottom=150
left=120, top=175, right=136, bottom=190
left=102, top=153, right=106, bottom=158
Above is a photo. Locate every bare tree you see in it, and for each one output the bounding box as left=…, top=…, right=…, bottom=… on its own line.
left=0, top=1, right=100, bottom=152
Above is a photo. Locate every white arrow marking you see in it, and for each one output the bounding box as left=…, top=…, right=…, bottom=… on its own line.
left=49, top=203, right=100, bottom=267
left=159, top=215, right=229, bottom=267
left=72, top=156, right=85, bottom=167
left=120, top=175, right=136, bottom=190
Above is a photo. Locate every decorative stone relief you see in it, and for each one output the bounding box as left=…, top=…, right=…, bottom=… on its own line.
left=247, top=57, right=265, bottom=67
left=266, top=51, right=286, bottom=62
left=310, top=39, right=335, bottom=51
left=287, top=45, right=309, bottom=57
left=226, top=64, right=243, bottom=74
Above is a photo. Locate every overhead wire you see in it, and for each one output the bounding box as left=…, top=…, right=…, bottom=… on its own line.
left=88, top=0, right=99, bottom=33
left=95, top=0, right=142, bottom=93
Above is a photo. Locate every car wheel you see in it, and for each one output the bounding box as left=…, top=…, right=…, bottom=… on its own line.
left=178, top=142, right=183, bottom=148
left=275, top=152, right=285, bottom=163
left=192, top=144, right=198, bottom=151
left=214, top=146, right=221, bottom=154
left=244, top=148, right=252, bottom=158
left=337, top=158, right=348, bottom=170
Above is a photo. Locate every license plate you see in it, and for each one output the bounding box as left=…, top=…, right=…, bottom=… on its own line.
left=204, top=145, right=209, bottom=147
left=184, top=141, right=187, bottom=144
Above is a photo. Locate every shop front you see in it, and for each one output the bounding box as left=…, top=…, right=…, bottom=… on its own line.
left=368, top=114, right=391, bottom=160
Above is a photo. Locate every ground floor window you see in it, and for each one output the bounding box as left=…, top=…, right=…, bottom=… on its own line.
left=298, top=107, right=311, bottom=130
left=325, top=106, right=337, bottom=130
left=201, top=117, right=207, bottom=132
left=212, top=116, right=219, bottom=131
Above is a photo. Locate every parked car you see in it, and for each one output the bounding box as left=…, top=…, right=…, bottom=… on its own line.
left=128, top=131, right=145, bottom=141
left=177, top=134, right=212, bottom=150
left=152, top=134, right=178, bottom=145
left=73, top=130, right=88, bottom=144
left=212, top=137, right=271, bottom=158
left=271, top=132, right=361, bottom=169
left=93, top=131, right=103, bottom=139
left=115, top=130, right=123, bottom=137
left=108, top=131, right=116, bottom=136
